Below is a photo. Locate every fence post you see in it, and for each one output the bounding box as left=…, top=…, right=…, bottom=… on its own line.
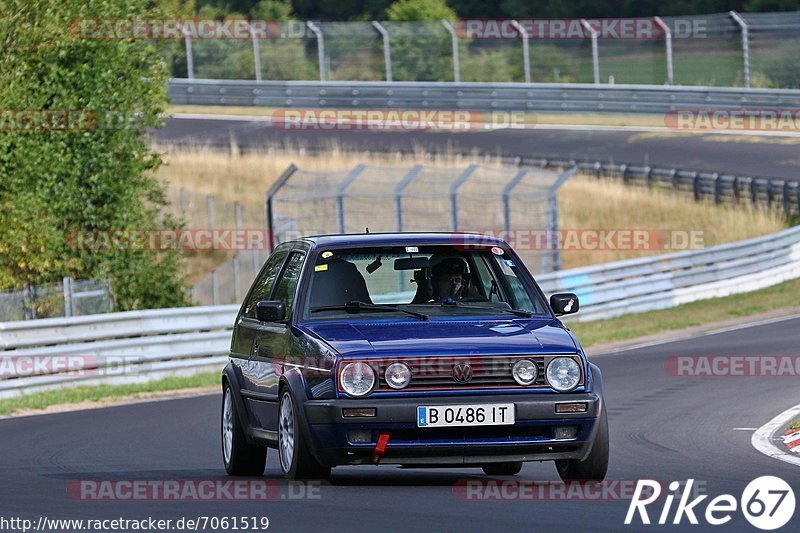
left=265, top=164, right=298, bottom=251
left=581, top=19, right=600, bottom=84
left=545, top=167, right=578, bottom=273
left=654, top=16, right=674, bottom=84
left=63, top=276, right=74, bottom=318
left=442, top=20, right=460, bottom=82
left=713, top=173, right=721, bottom=204
left=336, top=164, right=367, bottom=233
left=795, top=184, right=800, bottom=216
left=783, top=182, right=790, bottom=216
left=233, top=254, right=241, bottom=302
left=211, top=270, right=219, bottom=306
left=511, top=20, right=531, bottom=83
left=644, top=166, right=653, bottom=188
left=502, top=169, right=529, bottom=234
left=670, top=168, right=679, bottom=190
left=372, top=21, right=392, bottom=82
left=766, top=180, right=773, bottom=209
left=182, top=25, right=194, bottom=79
left=307, top=21, right=326, bottom=82
left=749, top=178, right=757, bottom=205
left=206, top=195, right=214, bottom=227
left=23, top=285, right=35, bottom=320
left=619, top=164, right=628, bottom=184
left=692, top=172, right=700, bottom=201
left=732, top=176, right=740, bottom=201
left=180, top=188, right=187, bottom=215
left=729, top=11, right=750, bottom=88
left=247, top=22, right=262, bottom=81
left=449, top=164, right=478, bottom=231
left=395, top=165, right=423, bottom=231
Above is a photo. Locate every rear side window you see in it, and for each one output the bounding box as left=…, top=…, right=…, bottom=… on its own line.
left=243, top=251, right=287, bottom=318
left=272, top=252, right=305, bottom=317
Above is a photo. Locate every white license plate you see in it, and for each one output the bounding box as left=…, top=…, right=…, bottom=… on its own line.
left=417, top=403, right=515, bottom=428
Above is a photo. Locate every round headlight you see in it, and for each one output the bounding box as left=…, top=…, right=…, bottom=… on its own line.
left=512, top=359, right=538, bottom=386
left=385, top=362, right=411, bottom=389
left=340, top=362, right=376, bottom=397
left=546, top=357, right=581, bottom=392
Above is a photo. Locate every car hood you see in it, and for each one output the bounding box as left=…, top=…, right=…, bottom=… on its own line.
left=298, top=318, right=578, bottom=358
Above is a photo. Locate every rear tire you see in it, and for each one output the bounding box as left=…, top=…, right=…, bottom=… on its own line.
left=555, top=407, right=609, bottom=483
left=482, top=462, right=523, bottom=476
left=278, top=390, right=331, bottom=481
left=222, top=384, right=267, bottom=476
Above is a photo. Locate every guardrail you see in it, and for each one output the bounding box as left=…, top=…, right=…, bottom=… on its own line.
left=538, top=225, right=800, bottom=322
left=168, top=79, right=800, bottom=115
left=0, top=305, right=238, bottom=398
left=3, top=225, right=800, bottom=397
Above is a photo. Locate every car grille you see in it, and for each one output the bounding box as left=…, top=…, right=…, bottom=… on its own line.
left=372, top=355, right=583, bottom=392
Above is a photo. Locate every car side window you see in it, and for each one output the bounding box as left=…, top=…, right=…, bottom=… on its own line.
left=243, top=250, right=287, bottom=318
left=272, top=252, right=305, bottom=317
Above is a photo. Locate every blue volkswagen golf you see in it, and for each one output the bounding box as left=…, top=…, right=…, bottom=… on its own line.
left=221, top=233, right=608, bottom=481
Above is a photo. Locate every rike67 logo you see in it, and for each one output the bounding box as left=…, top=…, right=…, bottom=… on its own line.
left=625, top=477, right=795, bottom=530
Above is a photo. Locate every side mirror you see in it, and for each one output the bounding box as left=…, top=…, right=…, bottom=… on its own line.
left=550, top=293, right=579, bottom=316
left=255, top=300, right=286, bottom=322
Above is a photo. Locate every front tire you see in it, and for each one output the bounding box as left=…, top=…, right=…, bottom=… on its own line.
left=555, top=407, right=609, bottom=483
left=482, top=462, right=523, bottom=476
left=278, top=390, right=331, bottom=481
left=222, top=384, right=267, bottom=476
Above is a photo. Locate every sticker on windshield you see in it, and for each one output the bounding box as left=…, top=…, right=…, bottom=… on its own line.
left=491, top=247, right=504, bottom=255
left=405, top=246, right=419, bottom=253
left=315, top=264, right=328, bottom=272
left=504, top=259, right=516, bottom=267
left=321, top=251, right=333, bottom=259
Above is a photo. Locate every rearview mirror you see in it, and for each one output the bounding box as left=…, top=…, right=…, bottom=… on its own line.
left=394, top=257, right=430, bottom=270
left=550, top=293, right=579, bottom=316
left=256, top=300, right=286, bottom=322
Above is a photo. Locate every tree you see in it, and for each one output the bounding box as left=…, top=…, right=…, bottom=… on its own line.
left=0, top=0, right=188, bottom=311
left=386, top=0, right=458, bottom=21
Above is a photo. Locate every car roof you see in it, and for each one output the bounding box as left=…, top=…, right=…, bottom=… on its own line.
left=296, top=232, right=508, bottom=248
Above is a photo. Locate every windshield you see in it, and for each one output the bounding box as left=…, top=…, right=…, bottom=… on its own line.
left=302, top=245, right=549, bottom=320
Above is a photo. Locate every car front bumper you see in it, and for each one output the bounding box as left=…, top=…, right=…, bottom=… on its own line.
left=303, top=392, right=602, bottom=466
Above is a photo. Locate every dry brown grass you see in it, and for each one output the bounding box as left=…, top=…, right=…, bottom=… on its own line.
left=558, top=176, right=786, bottom=268
left=154, top=146, right=787, bottom=276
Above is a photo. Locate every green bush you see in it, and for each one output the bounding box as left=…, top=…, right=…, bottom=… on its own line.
left=0, top=0, right=188, bottom=310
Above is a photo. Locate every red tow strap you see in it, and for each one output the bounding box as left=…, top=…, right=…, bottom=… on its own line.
left=371, top=432, right=391, bottom=465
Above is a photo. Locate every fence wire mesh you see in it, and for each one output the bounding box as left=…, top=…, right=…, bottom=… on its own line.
left=165, top=12, right=800, bottom=88
left=0, top=279, right=113, bottom=322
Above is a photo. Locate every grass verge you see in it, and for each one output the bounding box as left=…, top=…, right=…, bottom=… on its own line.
left=0, top=372, right=218, bottom=417
left=569, top=276, right=800, bottom=348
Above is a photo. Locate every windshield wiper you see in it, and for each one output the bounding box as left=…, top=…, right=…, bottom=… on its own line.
left=439, top=301, right=536, bottom=318
left=310, top=300, right=428, bottom=320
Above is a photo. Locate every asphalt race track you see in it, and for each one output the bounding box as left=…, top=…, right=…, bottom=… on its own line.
left=2, top=316, right=798, bottom=532
left=157, top=117, right=800, bottom=180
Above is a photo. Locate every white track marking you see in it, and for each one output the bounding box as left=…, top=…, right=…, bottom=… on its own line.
left=752, top=403, right=800, bottom=467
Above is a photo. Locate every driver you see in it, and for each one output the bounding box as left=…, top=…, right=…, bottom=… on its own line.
left=430, top=257, right=474, bottom=302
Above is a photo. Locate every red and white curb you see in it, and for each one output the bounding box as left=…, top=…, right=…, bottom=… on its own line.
left=786, top=428, right=800, bottom=454
left=752, top=403, right=800, bottom=467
